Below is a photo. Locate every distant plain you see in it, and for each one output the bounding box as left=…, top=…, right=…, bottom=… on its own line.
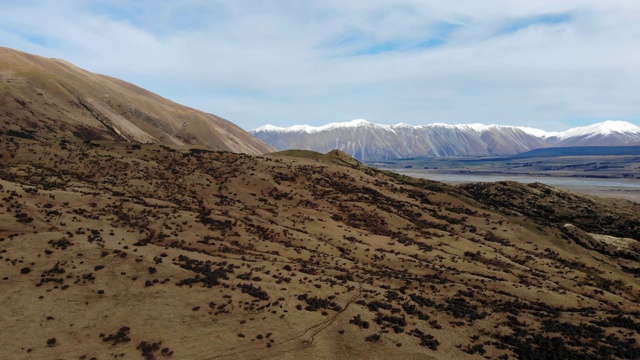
left=374, top=152, right=640, bottom=202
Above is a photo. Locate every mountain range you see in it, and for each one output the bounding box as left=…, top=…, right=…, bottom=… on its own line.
left=0, top=47, right=273, bottom=155
left=251, top=119, right=640, bottom=161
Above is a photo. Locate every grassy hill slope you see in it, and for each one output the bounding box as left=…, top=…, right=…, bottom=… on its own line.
left=0, top=47, right=273, bottom=155
left=0, top=135, right=638, bottom=359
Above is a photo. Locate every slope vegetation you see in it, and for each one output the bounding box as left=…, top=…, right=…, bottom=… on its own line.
left=0, top=134, right=639, bottom=359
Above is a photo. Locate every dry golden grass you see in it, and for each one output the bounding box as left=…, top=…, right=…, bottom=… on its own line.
left=0, top=47, right=273, bottom=155
left=0, top=136, right=639, bottom=359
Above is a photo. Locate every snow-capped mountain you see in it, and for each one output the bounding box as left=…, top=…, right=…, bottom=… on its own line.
left=544, top=121, right=640, bottom=146
left=250, top=120, right=640, bottom=161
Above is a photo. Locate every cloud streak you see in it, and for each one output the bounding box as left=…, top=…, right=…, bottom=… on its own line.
left=1, top=0, right=639, bottom=131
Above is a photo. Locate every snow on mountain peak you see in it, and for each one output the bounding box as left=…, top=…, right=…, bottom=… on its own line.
left=553, top=120, right=640, bottom=139
left=252, top=119, right=375, bottom=134
left=253, top=124, right=283, bottom=132
left=427, top=123, right=544, bottom=134
left=345, top=119, right=371, bottom=126
left=254, top=120, right=552, bottom=135
left=517, top=127, right=555, bottom=138
left=253, top=119, right=640, bottom=140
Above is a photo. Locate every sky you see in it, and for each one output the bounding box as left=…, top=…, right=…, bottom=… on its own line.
left=1, top=0, right=640, bottom=131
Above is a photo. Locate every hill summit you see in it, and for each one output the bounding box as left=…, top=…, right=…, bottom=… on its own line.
left=0, top=47, right=273, bottom=155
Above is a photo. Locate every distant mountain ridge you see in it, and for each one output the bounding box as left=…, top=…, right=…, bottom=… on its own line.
left=0, top=47, right=274, bottom=155
left=251, top=119, right=640, bottom=161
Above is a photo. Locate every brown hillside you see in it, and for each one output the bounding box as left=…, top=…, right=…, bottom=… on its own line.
left=0, top=134, right=639, bottom=359
left=0, top=47, right=273, bottom=155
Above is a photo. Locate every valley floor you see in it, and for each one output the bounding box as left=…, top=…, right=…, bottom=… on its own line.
left=392, top=170, right=640, bottom=203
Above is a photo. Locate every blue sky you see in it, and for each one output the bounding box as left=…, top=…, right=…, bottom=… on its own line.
left=1, top=0, right=639, bottom=131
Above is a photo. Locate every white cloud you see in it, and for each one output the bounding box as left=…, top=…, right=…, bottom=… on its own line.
left=1, top=0, right=639, bottom=131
